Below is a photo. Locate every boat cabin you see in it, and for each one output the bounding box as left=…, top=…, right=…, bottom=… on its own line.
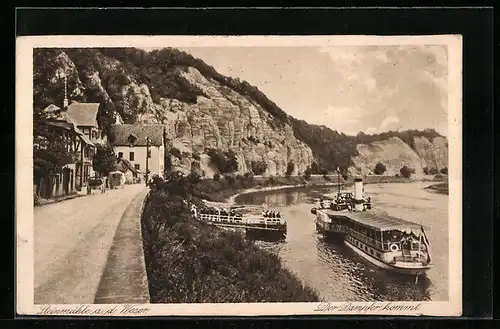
left=336, top=210, right=431, bottom=265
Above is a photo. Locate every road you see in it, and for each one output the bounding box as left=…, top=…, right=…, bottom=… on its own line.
left=34, top=184, right=146, bottom=304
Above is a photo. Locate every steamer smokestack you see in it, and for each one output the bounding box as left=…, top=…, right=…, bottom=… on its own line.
left=354, top=176, right=364, bottom=211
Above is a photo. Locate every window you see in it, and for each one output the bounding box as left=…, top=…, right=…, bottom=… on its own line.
left=134, top=164, right=140, bottom=170
left=129, top=152, right=135, bottom=161
left=118, top=152, right=123, bottom=158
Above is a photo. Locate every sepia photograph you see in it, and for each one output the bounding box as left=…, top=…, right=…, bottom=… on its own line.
left=16, top=35, right=462, bottom=316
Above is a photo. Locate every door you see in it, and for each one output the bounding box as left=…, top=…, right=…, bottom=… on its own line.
left=63, top=168, right=70, bottom=195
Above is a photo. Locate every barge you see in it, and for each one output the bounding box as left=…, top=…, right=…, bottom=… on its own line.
left=192, top=201, right=287, bottom=239
left=311, top=176, right=433, bottom=276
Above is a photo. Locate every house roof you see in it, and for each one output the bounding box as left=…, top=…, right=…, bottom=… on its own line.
left=65, top=102, right=100, bottom=127
left=44, top=111, right=94, bottom=146
left=109, top=124, right=164, bottom=147
left=43, top=104, right=61, bottom=113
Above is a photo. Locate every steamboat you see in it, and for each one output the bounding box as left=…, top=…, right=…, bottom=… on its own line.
left=191, top=200, right=287, bottom=239
left=311, top=176, right=433, bottom=276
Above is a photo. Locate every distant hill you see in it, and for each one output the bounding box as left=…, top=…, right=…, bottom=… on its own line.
left=33, top=47, right=447, bottom=177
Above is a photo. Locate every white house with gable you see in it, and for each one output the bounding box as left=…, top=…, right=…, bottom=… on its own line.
left=109, top=124, right=165, bottom=178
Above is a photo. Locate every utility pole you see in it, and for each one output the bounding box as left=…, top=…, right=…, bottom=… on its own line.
left=63, top=74, right=68, bottom=108
left=80, top=141, right=84, bottom=190
left=337, top=166, right=341, bottom=195
left=145, top=137, right=150, bottom=186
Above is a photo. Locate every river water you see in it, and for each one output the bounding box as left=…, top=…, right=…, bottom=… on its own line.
left=234, top=181, right=449, bottom=302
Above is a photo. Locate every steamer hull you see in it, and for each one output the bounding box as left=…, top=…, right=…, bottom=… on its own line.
left=345, top=240, right=433, bottom=276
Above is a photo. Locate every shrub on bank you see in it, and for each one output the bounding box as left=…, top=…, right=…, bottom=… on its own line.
left=374, top=162, right=386, bottom=175
left=141, top=174, right=321, bottom=303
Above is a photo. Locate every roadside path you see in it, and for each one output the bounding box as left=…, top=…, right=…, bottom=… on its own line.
left=34, top=184, right=146, bottom=304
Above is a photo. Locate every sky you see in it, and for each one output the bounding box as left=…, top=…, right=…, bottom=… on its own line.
left=145, top=45, right=448, bottom=136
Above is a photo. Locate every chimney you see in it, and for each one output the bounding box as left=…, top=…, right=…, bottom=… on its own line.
left=354, top=176, right=364, bottom=211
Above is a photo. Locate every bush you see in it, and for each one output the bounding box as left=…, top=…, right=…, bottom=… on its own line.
left=251, top=160, right=267, bottom=175
left=213, top=173, right=220, bottom=181
left=429, top=167, right=439, bottom=175
left=170, top=147, right=182, bottom=159
left=187, top=172, right=202, bottom=184
left=303, top=166, right=312, bottom=180
left=192, top=152, right=201, bottom=161
left=423, top=167, right=429, bottom=175
left=399, top=166, right=414, bottom=178
left=286, top=161, right=295, bottom=176
left=440, top=167, right=448, bottom=175
left=374, top=162, right=387, bottom=175
left=206, top=148, right=238, bottom=173
left=224, top=174, right=235, bottom=185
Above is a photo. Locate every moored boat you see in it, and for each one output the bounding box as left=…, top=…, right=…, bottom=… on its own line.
left=191, top=201, right=287, bottom=238
left=311, top=176, right=434, bottom=276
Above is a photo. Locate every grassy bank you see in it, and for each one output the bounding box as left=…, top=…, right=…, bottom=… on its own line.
left=141, top=172, right=322, bottom=303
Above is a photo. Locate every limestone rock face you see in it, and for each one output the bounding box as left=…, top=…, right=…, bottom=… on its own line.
left=413, top=136, right=449, bottom=171
left=350, top=136, right=449, bottom=177
left=135, top=66, right=314, bottom=176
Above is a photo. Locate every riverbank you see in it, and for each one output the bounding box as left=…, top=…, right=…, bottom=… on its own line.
left=227, top=182, right=339, bottom=203
left=193, top=174, right=341, bottom=203
left=425, top=182, right=449, bottom=195
left=140, top=173, right=321, bottom=303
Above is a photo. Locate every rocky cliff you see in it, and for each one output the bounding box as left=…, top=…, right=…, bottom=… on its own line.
left=33, top=48, right=448, bottom=178
left=34, top=48, right=313, bottom=176
left=141, top=66, right=314, bottom=176
left=350, top=136, right=449, bottom=177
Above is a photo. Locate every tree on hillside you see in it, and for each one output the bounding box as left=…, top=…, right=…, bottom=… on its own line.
left=440, top=167, right=448, bottom=175
left=286, top=161, right=295, bottom=176
left=311, top=161, right=327, bottom=175
left=33, top=108, right=78, bottom=176
left=303, top=166, right=312, bottom=180
left=169, top=147, right=182, bottom=159
left=399, top=166, right=414, bottom=178
left=374, top=162, right=387, bottom=175
left=251, top=160, right=267, bottom=175
left=206, top=149, right=238, bottom=173
left=429, top=167, right=439, bottom=175
left=92, top=144, right=117, bottom=176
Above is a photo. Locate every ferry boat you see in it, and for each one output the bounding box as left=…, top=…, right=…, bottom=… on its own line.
left=191, top=201, right=287, bottom=238
left=311, top=176, right=433, bottom=276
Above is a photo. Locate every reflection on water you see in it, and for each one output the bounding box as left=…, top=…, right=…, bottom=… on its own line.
left=234, top=182, right=448, bottom=302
